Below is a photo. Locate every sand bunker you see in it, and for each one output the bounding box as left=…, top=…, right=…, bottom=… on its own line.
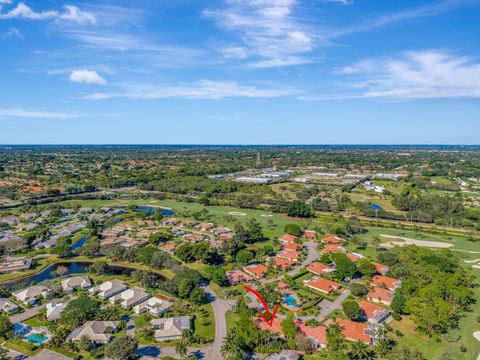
left=465, top=259, right=480, bottom=263
left=473, top=331, right=480, bottom=341
left=380, top=234, right=454, bottom=248
left=228, top=211, right=247, bottom=216
left=261, top=214, right=273, bottom=217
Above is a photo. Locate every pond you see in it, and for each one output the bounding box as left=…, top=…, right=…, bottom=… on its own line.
left=369, top=203, right=384, bottom=211
left=70, top=236, right=87, bottom=250
left=3, top=261, right=166, bottom=289
left=135, top=206, right=175, bottom=216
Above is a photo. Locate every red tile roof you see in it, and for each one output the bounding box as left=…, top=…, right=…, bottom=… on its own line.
left=345, top=253, right=363, bottom=263
left=305, top=277, right=341, bottom=294
left=279, top=234, right=297, bottom=243
left=373, top=263, right=390, bottom=275
left=226, top=270, right=253, bottom=284
left=367, top=287, right=394, bottom=304
left=296, top=321, right=327, bottom=347
left=322, top=235, right=345, bottom=244
left=359, top=300, right=387, bottom=320
left=303, top=230, right=317, bottom=240
left=283, top=242, right=303, bottom=251
left=256, top=317, right=283, bottom=335
left=336, top=318, right=372, bottom=345
left=243, top=264, right=268, bottom=279
left=273, top=256, right=295, bottom=269
left=307, top=262, right=334, bottom=275
left=277, top=249, right=300, bottom=261
left=323, top=244, right=345, bottom=253
left=370, top=275, right=401, bottom=290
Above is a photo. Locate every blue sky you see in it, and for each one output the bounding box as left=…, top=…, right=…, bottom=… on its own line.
left=0, top=0, right=479, bottom=144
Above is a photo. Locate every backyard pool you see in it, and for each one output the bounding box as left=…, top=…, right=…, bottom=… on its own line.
left=284, top=294, right=299, bottom=307
left=24, top=333, right=48, bottom=345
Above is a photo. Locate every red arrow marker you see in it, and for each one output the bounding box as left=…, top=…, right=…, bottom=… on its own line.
left=243, top=285, right=279, bottom=327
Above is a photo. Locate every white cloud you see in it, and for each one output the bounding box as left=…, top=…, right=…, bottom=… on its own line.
left=85, top=80, right=298, bottom=100
left=313, top=50, right=480, bottom=100
left=0, top=2, right=96, bottom=24
left=323, top=0, right=353, bottom=5
left=0, top=26, right=22, bottom=38
left=69, top=70, right=107, bottom=85
left=0, top=108, right=74, bottom=119
left=204, top=0, right=314, bottom=68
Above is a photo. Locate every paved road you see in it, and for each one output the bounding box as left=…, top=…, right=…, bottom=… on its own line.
left=10, top=305, right=44, bottom=323
left=138, top=285, right=235, bottom=359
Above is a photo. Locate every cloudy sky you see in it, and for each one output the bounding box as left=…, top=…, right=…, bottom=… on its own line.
left=1, top=0, right=479, bottom=144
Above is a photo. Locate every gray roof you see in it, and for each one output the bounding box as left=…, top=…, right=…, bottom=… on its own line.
left=28, top=349, right=73, bottom=360
left=67, top=321, right=119, bottom=342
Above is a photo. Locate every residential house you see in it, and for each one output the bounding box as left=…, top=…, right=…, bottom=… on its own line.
left=266, top=350, right=300, bottom=360
left=0, top=257, right=32, bottom=274
left=109, top=286, right=149, bottom=308
left=321, top=235, right=345, bottom=244
left=61, top=276, right=92, bottom=294
left=89, top=280, right=128, bottom=299
left=46, top=302, right=68, bottom=321
left=256, top=316, right=283, bottom=335
left=345, top=253, right=364, bottom=263
left=134, top=295, right=173, bottom=316
left=303, top=230, right=317, bottom=240
left=307, top=262, right=335, bottom=275
left=359, top=300, right=390, bottom=324
left=67, top=321, right=119, bottom=344
left=226, top=270, right=253, bottom=285
left=367, top=288, right=394, bottom=305
left=272, top=256, right=295, bottom=270
left=370, top=275, right=401, bottom=290
left=160, top=242, right=177, bottom=255
left=304, top=277, right=341, bottom=295
left=0, top=298, right=19, bottom=313
left=277, top=249, right=300, bottom=262
left=243, top=263, right=268, bottom=280
left=151, top=316, right=191, bottom=341
left=211, top=227, right=232, bottom=236
left=13, top=285, right=52, bottom=305
left=279, top=234, right=296, bottom=243
left=335, top=318, right=374, bottom=345
left=296, top=320, right=327, bottom=349
left=29, top=349, right=73, bottom=360
left=283, top=242, right=303, bottom=251
left=322, top=244, right=346, bottom=254
left=373, top=263, right=390, bottom=275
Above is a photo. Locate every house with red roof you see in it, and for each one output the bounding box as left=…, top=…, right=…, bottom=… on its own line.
left=321, top=235, right=345, bottom=244
left=296, top=320, right=327, bottom=349
left=226, top=270, right=253, bottom=285
left=273, top=256, right=296, bottom=270
left=243, top=264, right=268, bottom=280
left=373, top=263, right=390, bottom=275
left=367, top=287, right=394, bottom=305
left=304, top=277, right=341, bottom=294
left=277, top=249, right=300, bottom=262
left=335, top=318, right=374, bottom=345
left=279, top=234, right=297, bottom=243
left=283, top=242, right=303, bottom=251
left=359, top=300, right=390, bottom=324
left=303, top=230, right=317, bottom=240
left=256, top=317, right=283, bottom=336
left=322, top=244, right=346, bottom=254
left=370, top=275, right=401, bottom=290
left=345, top=253, right=364, bottom=263
left=307, top=262, right=335, bottom=275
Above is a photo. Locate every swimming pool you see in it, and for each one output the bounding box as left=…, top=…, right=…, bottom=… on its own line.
left=284, top=294, right=299, bottom=307
left=24, top=333, right=48, bottom=345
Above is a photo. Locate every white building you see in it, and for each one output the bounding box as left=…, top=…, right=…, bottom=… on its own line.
left=46, top=301, right=68, bottom=321
left=133, top=295, right=173, bottom=316
left=89, top=280, right=128, bottom=299
left=13, top=285, right=52, bottom=305
left=109, top=286, right=149, bottom=308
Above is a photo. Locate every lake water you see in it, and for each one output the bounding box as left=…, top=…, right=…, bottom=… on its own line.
left=71, top=236, right=87, bottom=250
left=3, top=261, right=166, bottom=289
left=135, top=206, right=175, bottom=216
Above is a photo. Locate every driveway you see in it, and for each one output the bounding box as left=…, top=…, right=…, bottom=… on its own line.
left=138, top=285, right=235, bottom=359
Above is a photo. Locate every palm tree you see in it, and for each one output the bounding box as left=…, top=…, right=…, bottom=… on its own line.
left=175, top=341, right=188, bottom=358
left=349, top=340, right=375, bottom=359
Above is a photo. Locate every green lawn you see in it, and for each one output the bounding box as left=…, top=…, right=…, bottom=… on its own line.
left=23, top=315, right=48, bottom=327
left=193, top=303, right=215, bottom=342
